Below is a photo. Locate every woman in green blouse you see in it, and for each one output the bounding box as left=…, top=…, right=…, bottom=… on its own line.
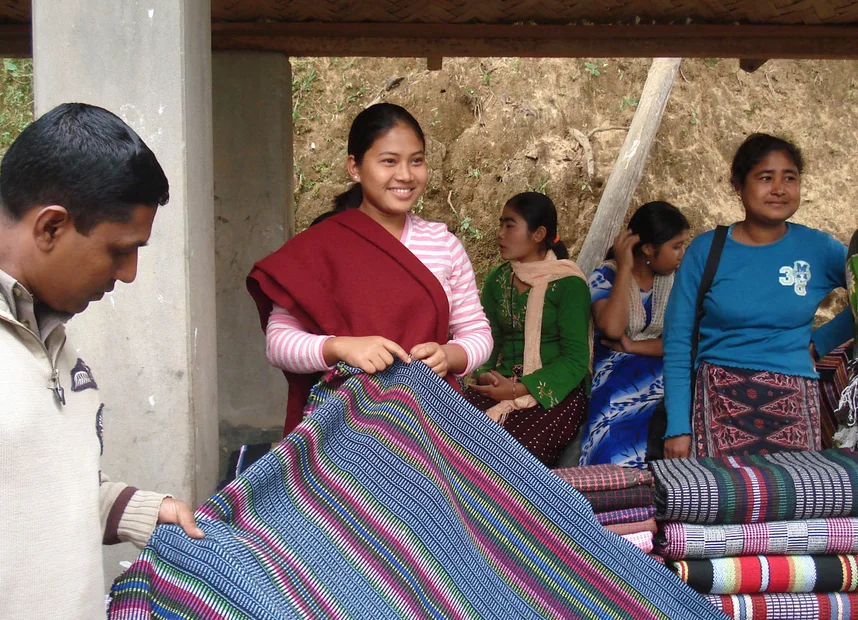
left=466, top=192, right=591, bottom=467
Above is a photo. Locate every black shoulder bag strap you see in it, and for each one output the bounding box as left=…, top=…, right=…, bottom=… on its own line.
left=646, top=225, right=728, bottom=460
left=691, top=225, right=729, bottom=376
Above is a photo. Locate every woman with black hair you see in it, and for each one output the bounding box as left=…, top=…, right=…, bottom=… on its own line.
left=248, top=103, right=492, bottom=435
left=465, top=192, right=591, bottom=467
left=579, top=201, right=690, bottom=468
left=663, top=133, right=852, bottom=459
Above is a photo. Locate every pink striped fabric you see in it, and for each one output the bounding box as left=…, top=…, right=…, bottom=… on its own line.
left=266, top=213, right=492, bottom=375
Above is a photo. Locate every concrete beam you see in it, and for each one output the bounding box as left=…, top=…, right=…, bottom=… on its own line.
left=32, top=0, right=216, bottom=587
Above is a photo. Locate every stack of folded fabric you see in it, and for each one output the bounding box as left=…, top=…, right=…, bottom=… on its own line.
left=650, top=449, right=858, bottom=619
left=554, top=464, right=659, bottom=558
left=816, top=343, right=854, bottom=448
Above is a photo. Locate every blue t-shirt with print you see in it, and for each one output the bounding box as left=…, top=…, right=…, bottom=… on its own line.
left=663, top=223, right=851, bottom=438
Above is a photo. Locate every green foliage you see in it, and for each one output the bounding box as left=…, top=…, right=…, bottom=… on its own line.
left=703, top=58, right=721, bottom=68
left=467, top=166, right=481, bottom=179
left=291, top=60, right=317, bottom=123
left=620, top=94, right=639, bottom=111
left=457, top=216, right=483, bottom=240
left=0, top=58, right=33, bottom=152
left=584, top=60, right=605, bottom=77
left=527, top=177, right=550, bottom=194
left=479, top=64, right=494, bottom=87
left=743, top=102, right=760, bottom=119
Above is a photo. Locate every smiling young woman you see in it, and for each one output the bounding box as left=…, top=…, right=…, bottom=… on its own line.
left=662, top=133, right=853, bottom=459
left=248, top=103, right=493, bottom=434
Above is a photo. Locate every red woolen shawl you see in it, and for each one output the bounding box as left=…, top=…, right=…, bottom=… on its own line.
left=247, top=208, right=457, bottom=435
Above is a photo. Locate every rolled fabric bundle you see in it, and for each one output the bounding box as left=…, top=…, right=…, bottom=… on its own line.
left=605, top=518, right=658, bottom=536
left=704, top=592, right=858, bottom=620
left=621, top=531, right=654, bottom=554
left=582, top=485, right=654, bottom=513
left=658, top=518, right=858, bottom=560
left=650, top=449, right=858, bottom=524
left=671, top=554, right=858, bottom=594
left=596, top=505, right=656, bottom=526
left=554, top=464, right=653, bottom=492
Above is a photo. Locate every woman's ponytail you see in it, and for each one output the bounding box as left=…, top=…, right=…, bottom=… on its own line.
left=333, top=183, right=363, bottom=212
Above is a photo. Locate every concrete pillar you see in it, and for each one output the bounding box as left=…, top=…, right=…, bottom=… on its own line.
left=212, top=52, right=293, bottom=466
left=32, top=0, right=216, bottom=587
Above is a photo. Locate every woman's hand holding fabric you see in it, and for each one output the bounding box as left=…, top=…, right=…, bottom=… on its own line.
left=410, top=342, right=449, bottom=377
left=326, top=336, right=410, bottom=373
left=663, top=434, right=691, bottom=459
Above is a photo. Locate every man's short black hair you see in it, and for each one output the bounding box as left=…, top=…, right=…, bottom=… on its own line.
left=0, top=102, right=169, bottom=234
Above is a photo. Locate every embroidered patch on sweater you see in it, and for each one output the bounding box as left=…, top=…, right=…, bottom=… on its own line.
left=96, top=403, right=104, bottom=455
left=71, top=358, right=98, bottom=391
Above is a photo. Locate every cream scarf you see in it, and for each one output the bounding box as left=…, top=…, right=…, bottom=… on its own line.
left=600, top=260, right=673, bottom=341
left=487, top=251, right=593, bottom=424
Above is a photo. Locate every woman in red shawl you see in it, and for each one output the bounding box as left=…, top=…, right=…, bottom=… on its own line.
left=248, top=104, right=492, bottom=434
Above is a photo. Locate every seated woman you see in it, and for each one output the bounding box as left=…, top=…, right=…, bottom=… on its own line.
left=579, top=201, right=690, bottom=468
left=248, top=103, right=493, bottom=434
left=663, top=133, right=853, bottom=459
left=465, top=192, right=591, bottom=467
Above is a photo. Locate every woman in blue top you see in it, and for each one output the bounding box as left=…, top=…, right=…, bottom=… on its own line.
left=663, top=133, right=852, bottom=459
left=580, top=202, right=689, bottom=468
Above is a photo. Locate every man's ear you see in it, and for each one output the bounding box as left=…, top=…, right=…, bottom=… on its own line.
left=32, top=206, right=73, bottom=252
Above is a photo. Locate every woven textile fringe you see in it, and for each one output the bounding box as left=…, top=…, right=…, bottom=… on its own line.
left=657, top=518, right=858, bottom=560
left=704, top=592, right=858, bottom=619
left=108, top=362, right=722, bottom=620
left=672, top=554, right=858, bottom=594
left=650, top=450, right=858, bottom=524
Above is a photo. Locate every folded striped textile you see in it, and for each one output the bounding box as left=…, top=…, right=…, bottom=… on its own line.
left=650, top=450, right=858, bottom=524
left=596, top=505, right=657, bottom=526
left=657, top=518, right=858, bottom=560
left=109, top=362, right=722, bottom=620
left=605, top=518, right=658, bottom=536
left=818, top=345, right=853, bottom=440
left=703, top=592, right=858, bottom=619
left=554, top=464, right=653, bottom=492
left=621, top=531, right=654, bottom=554
left=672, top=555, right=858, bottom=594
left=581, top=486, right=654, bottom=513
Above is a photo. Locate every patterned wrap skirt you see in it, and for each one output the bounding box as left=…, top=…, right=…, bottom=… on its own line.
left=465, top=384, right=587, bottom=467
left=692, top=362, right=822, bottom=458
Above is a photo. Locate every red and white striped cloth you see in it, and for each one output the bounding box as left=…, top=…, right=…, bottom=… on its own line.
left=267, top=213, right=493, bottom=375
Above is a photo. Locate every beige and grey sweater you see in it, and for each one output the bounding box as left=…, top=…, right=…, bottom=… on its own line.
left=0, top=269, right=167, bottom=618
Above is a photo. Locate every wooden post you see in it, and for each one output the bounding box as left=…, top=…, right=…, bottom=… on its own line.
left=576, top=57, right=681, bottom=274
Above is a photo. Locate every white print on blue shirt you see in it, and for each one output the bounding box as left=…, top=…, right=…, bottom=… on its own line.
left=779, top=260, right=811, bottom=296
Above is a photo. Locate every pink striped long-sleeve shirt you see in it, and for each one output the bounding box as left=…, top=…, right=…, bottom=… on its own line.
left=266, top=213, right=492, bottom=375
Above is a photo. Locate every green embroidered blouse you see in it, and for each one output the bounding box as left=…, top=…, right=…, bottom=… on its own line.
left=475, top=262, right=591, bottom=409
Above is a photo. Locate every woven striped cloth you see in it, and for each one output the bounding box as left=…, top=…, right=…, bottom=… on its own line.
left=605, top=518, right=658, bottom=536
left=596, top=505, right=657, bottom=526
left=554, top=464, right=653, bottom=492
left=108, top=362, right=722, bottom=619
left=704, top=592, right=858, bottom=619
left=621, top=531, right=654, bottom=554
left=672, top=554, right=858, bottom=594
left=650, top=450, right=858, bottom=524
left=818, top=345, right=853, bottom=446
left=658, top=519, right=858, bottom=560
left=581, top=486, right=654, bottom=513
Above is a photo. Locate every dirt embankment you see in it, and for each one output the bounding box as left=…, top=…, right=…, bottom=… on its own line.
left=291, top=57, right=858, bottom=318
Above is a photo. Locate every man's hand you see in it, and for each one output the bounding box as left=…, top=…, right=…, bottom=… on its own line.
left=663, top=435, right=692, bottom=459
left=158, top=497, right=204, bottom=539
